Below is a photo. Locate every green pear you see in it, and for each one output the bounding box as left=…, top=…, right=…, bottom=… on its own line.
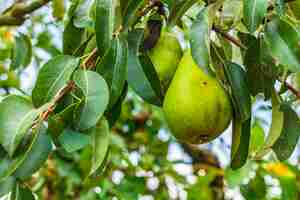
left=148, top=31, right=183, bottom=93
left=163, top=50, right=232, bottom=144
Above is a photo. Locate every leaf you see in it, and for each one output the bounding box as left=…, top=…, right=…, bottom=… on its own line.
left=272, top=104, right=300, bottom=161
left=264, top=17, right=300, bottom=72
left=257, top=89, right=284, bottom=157
left=73, top=34, right=94, bottom=57
left=106, top=83, right=128, bottom=127
left=288, top=0, right=300, bottom=20
left=167, top=0, right=200, bottom=28
left=231, top=117, right=251, bottom=169
left=14, top=131, right=52, bottom=180
left=97, top=37, right=127, bottom=108
left=32, top=55, right=79, bottom=107
left=240, top=173, right=267, bottom=199
left=122, top=0, right=146, bottom=30
left=0, top=95, right=50, bottom=156
left=89, top=118, right=110, bottom=175
left=10, top=33, right=32, bottom=70
left=243, top=0, right=268, bottom=33
left=95, top=0, right=115, bottom=56
left=63, top=19, right=85, bottom=55
left=73, top=0, right=94, bottom=28
left=10, top=184, right=35, bottom=200
left=224, top=62, right=251, bottom=122
left=249, top=122, right=265, bottom=156
left=0, top=121, right=44, bottom=182
left=127, top=29, right=163, bottom=106
left=36, top=31, right=61, bottom=56
left=225, top=161, right=254, bottom=188
left=48, top=103, right=78, bottom=138
left=279, top=176, right=298, bottom=200
left=58, top=129, right=90, bottom=153
left=73, top=70, right=109, bottom=130
left=241, top=32, right=277, bottom=98
left=190, top=7, right=212, bottom=74
left=52, top=0, right=65, bottom=20
left=274, top=0, right=286, bottom=16
left=0, top=176, right=15, bottom=198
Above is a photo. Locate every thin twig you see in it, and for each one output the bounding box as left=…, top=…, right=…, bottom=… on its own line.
left=213, top=27, right=300, bottom=100
left=212, top=26, right=247, bottom=50
left=82, top=48, right=98, bottom=70
left=284, top=81, right=300, bottom=99
left=35, top=48, right=98, bottom=124
left=0, top=0, right=51, bottom=26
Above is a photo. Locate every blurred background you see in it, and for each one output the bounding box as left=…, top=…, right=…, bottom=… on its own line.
left=0, top=0, right=300, bottom=199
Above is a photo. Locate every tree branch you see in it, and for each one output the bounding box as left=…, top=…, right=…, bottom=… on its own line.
left=213, top=26, right=300, bottom=100
left=212, top=26, right=247, bottom=50
left=0, top=0, right=51, bottom=26
left=284, top=81, right=300, bottom=99
left=35, top=48, right=99, bottom=124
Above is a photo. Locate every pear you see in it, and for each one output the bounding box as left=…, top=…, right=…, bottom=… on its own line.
left=148, top=31, right=183, bottom=93
left=163, top=50, right=232, bottom=144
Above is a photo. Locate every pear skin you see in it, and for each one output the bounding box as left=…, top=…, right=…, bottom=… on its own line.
left=163, top=50, right=232, bottom=144
left=148, top=32, right=182, bottom=93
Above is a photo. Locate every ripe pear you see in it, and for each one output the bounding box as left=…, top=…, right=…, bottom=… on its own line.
left=163, top=50, right=232, bottom=144
left=148, top=31, right=183, bottom=93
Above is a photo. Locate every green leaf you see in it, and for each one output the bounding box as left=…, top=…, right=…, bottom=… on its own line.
left=240, top=173, right=267, bottom=199
left=14, top=131, right=52, bottom=180
left=249, top=122, right=265, bottom=156
left=231, top=117, right=251, bottom=169
left=32, top=55, right=79, bottom=107
left=127, top=29, right=163, bottom=106
left=89, top=118, right=110, bottom=175
left=10, top=33, right=32, bottom=70
left=274, top=0, right=286, bottom=16
left=225, top=161, right=254, bottom=188
left=73, top=0, right=94, bottom=28
left=63, top=19, right=85, bottom=55
left=73, top=70, right=109, bottom=130
left=243, top=0, right=268, bottom=33
left=11, top=184, right=35, bottom=200
left=288, top=0, right=300, bottom=20
left=167, top=0, right=200, bottom=28
left=241, top=32, right=277, bottom=98
left=95, top=0, right=114, bottom=56
left=0, top=122, right=44, bottom=182
left=97, top=37, right=127, bottom=108
left=224, top=62, right=251, bottom=122
left=257, top=89, right=284, bottom=157
left=52, top=0, right=65, bottom=20
left=48, top=103, right=78, bottom=138
left=279, top=176, right=298, bottom=200
left=190, top=7, right=212, bottom=74
left=264, top=17, right=300, bottom=72
left=58, top=129, right=90, bottom=153
left=106, top=83, right=128, bottom=127
left=272, top=104, right=300, bottom=161
left=122, top=0, right=146, bottom=30
left=0, top=176, right=15, bottom=198
left=0, top=95, right=50, bottom=156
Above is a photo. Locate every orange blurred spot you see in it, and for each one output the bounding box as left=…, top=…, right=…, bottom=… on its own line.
left=265, top=163, right=295, bottom=178
left=3, top=31, right=13, bottom=42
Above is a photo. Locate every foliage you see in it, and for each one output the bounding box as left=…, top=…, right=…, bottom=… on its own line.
left=0, top=0, right=300, bottom=199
